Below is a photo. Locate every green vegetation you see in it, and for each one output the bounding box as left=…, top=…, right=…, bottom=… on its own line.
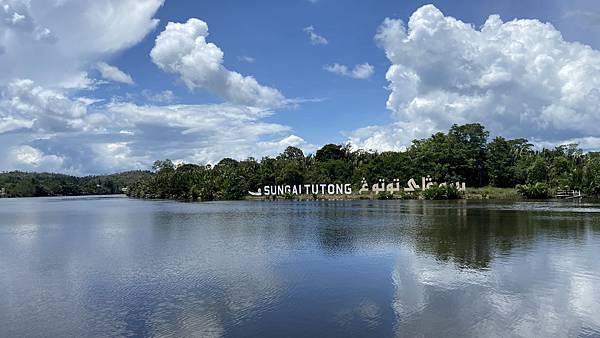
left=422, top=185, right=462, bottom=200
left=0, top=171, right=152, bottom=198
left=516, top=183, right=551, bottom=199
left=126, top=123, right=600, bottom=201
left=464, top=187, right=520, bottom=200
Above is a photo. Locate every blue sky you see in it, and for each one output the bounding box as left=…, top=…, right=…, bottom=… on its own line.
left=108, top=0, right=600, bottom=146
left=1, top=0, right=600, bottom=174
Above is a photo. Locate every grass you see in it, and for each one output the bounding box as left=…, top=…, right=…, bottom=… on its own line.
left=464, top=186, right=521, bottom=200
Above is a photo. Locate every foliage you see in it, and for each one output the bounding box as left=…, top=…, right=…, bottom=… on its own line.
left=0, top=171, right=153, bottom=198
left=376, top=191, right=395, bottom=200
left=421, top=185, right=462, bottom=200
left=516, top=183, right=551, bottom=199
left=486, top=137, right=516, bottom=187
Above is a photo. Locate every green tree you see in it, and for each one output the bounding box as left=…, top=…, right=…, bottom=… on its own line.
left=315, top=144, right=347, bottom=162
left=278, top=146, right=305, bottom=161
left=447, top=123, right=489, bottom=186
left=486, top=137, right=516, bottom=187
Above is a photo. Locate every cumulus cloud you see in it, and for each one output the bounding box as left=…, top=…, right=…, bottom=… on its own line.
left=96, top=62, right=135, bottom=85
left=0, top=0, right=163, bottom=87
left=350, top=4, right=600, bottom=151
left=0, top=116, right=33, bottom=134
left=346, top=121, right=438, bottom=152
left=324, top=63, right=374, bottom=79
left=150, top=18, right=286, bottom=108
left=141, top=89, right=176, bottom=103
left=303, top=25, right=328, bottom=45
left=8, top=145, right=64, bottom=171
left=0, top=79, right=93, bottom=133
left=0, top=10, right=311, bottom=174
left=0, top=3, right=317, bottom=174
left=0, top=78, right=311, bottom=173
left=257, top=134, right=316, bottom=154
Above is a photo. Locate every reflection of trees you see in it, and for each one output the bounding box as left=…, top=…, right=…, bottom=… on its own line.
left=315, top=201, right=411, bottom=254
left=410, top=202, right=600, bottom=270
left=313, top=201, right=600, bottom=269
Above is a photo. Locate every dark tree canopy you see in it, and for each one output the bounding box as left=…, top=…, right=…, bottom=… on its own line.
left=278, top=146, right=305, bottom=161
left=315, top=144, right=347, bottom=162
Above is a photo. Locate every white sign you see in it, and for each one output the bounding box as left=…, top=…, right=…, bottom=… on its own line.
left=247, top=176, right=466, bottom=196
left=249, top=184, right=352, bottom=196
left=359, top=176, right=466, bottom=194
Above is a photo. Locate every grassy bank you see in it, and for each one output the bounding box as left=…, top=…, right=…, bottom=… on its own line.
left=464, top=187, right=521, bottom=200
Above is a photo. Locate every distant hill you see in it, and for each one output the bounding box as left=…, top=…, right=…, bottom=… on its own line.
left=0, top=171, right=154, bottom=198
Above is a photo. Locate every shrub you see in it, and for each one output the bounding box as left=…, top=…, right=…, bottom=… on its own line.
left=422, top=185, right=462, bottom=200
left=376, top=191, right=394, bottom=200
left=516, top=183, right=550, bottom=199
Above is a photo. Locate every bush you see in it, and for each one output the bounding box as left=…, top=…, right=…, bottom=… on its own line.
left=516, top=183, right=550, bottom=199
left=421, top=185, right=462, bottom=200
left=376, top=191, right=394, bottom=200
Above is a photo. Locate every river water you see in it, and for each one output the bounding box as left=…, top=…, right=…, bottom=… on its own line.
left=1, top=196, right=599, bottom=337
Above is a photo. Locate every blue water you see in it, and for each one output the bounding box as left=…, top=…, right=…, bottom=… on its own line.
left=1, top=196, right=599, bottom=337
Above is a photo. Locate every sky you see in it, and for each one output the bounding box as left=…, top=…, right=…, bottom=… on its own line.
left=1, top=0, right=600, bottom=175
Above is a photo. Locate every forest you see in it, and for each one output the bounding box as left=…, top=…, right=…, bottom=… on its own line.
left=0, top=171, right=153, bottom=198
left=125, top=123, right=600, bottom=201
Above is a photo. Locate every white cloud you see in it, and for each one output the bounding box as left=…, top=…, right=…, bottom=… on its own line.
left=9, top=145, right=64, bottom=170
left=101, top=102, right=312, bottom=166
left=257, top=134, right=316, bottom=154
left=238, top=55, right=255, bottom=63
left=141, top=89, right=176, bottom=103
left=0, top=3, right=315, bottom=174
left=0, top=116, right=33, bottom=134
left=346, top=121, right=436, bottom=152
left=150, top=18, right=286, bottom=108
left=0, top=0, right=163, bottom=88
left=96, top=62, right=134, bottom=85
left=1, top=79, right=92, bottom=133
left=324, top=63, right=374, bottom=79
left=0, top=79, right=310, bottom=173
left=350, top=4, right=600, bottom=151
left=303, top=25, right=328, bottom=45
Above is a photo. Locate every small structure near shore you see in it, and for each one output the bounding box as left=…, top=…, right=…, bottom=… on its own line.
left=556, top=190, right=585, bottom=199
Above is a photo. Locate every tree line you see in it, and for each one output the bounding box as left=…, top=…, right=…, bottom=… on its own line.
left=0, top=171, right=153, bottom=198
left=126, top=123, right=600, bottom=201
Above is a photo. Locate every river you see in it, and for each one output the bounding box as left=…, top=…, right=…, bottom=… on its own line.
left=1, top=196, right=599, bottom=337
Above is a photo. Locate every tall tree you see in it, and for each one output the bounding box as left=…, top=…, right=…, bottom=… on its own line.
left=486, top=137, right=516, bottom=187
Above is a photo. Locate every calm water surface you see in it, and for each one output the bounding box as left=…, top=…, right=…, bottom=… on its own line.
left=1, top=196, right=599, bottom=337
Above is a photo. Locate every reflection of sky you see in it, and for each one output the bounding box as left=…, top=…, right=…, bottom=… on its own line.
left=391, top=236, right=600, bottom=337
left=0, top=197, right=285, bottom=337
left=1, top=198, right=600, bottom=337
